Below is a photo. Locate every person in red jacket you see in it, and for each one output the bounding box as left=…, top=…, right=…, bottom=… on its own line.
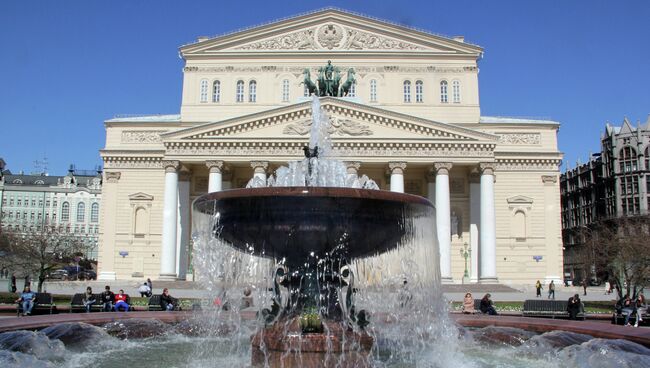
left=114, top=289, right=130, bottom=312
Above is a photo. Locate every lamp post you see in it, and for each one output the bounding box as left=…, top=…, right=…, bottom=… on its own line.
left=460, top=242, right=471, bottom=284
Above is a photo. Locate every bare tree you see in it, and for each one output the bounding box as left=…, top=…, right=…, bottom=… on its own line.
left=581, top=215, right=650, bottom=300
left=0, top=227, right=87, bottom=292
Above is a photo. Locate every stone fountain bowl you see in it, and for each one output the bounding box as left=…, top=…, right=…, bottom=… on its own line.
left=192, top=187, right=434, bottom=265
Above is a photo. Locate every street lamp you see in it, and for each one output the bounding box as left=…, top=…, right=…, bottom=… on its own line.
left=460, top=242, right=471, bottom=284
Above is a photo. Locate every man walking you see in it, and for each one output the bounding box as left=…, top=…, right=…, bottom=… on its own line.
left=548, top=280, right=555, bottom=299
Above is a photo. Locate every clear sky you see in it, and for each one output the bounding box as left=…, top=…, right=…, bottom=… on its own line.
left=1, top=0, right=648, bottom=175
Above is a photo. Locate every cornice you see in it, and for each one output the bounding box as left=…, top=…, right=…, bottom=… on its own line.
left=495, top=158, right=562, bottom=172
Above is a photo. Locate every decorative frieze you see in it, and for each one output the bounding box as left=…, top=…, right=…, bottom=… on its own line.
left=542, top=175, right=558, bottom=184
left=183, top=64, right=475, bottom=74
left=495, top=159, right=561, bottom=172
left=105, top=172, right=121, bottom=183
left=237, top=29, right=319, bottom=50
left=283, top=118, right=373, bottom=136
left=103, top=156, right=163, bottom=169
left=121, top=131, right=165, bottom=144
left=497, top=133, right=541, bottom=145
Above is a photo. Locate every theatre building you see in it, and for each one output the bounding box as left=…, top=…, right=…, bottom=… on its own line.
left=98, top=9, right=563, bottom=284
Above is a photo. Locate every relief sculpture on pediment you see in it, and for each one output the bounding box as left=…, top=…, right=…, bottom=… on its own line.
left=283, top=118, right=373, bottom=136
left=237, top=29, right=318, bottom=50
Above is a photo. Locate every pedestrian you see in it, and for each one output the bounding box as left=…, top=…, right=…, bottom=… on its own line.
left=581, top=279, right=587, bottom=296
left=479, top=293, right=498, bottom=315
left=146, top=278, right=153, bottom=291
left=15, top=285, right=36, bottom=316
left=547, top=280, right=555, bottom=299
left=10, top=274, right=17, bottom=293
left=604, top=280, right=610, bottom=295
left=567, top=294, right=582, bottom=320
left=138, top=282, right=152, bottom=298
left=100, top=285, right=115, bottom=312
left=535, top=280, right=543, bottom=298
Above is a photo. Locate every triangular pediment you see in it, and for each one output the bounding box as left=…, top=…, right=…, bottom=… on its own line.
left=162, top=98, right=497, bottom=144
left=128, top=192, right=154, bottom=201
left=507, top=195, right=534, bottom=205
left=180, top=8, right=482, bottom=56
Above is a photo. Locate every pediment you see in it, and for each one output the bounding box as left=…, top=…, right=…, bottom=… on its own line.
left=162, top=98, right=498, bottom=144
left=128, top=192, right=154, bottom=201
left=507, top=195, right=534, bottom=205
left=181, top=9, right=482, bottom=56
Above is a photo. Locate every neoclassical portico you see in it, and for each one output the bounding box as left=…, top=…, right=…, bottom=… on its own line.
left=97, top=8, right=563, bottom=284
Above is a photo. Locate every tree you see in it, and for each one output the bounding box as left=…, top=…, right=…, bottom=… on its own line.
left=0, top=227, right=87, bottom=292
left=581, top=215, right=650, bottom=300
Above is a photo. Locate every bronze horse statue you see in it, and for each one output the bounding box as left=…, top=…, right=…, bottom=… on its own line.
left=340, top=69, right=356, bottom=96
left=302, top=69, right=317, bottom=96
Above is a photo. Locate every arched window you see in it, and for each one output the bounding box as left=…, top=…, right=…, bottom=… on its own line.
left=199, top=79, right=208, bottom=103
left=248, top=80, right=257, bottom=102
left=236, top=80, right=244, bottom=102
left=403, top=81, right=411, bottom=103
left=369, top=79, right=377, bottom=102
left=91, top=203, right=99, bottom=223
left=212, top=80, right=220, bottom=102
left=282, top=79, right=290, bottom=102
left=452, top=80, right=461, bottom=103
left=512, top=211, right=526, bottom=239
left=440, top=80, right=448, bottom=103
left=61, top=202, right=70, bottom=222
left=415, top=80, right=424, bottom=103
left=619, top=146, right=637, bottom=173
left=76, top=202, right=85, bottom=222
left=348, top=82, right=356, bottom=97
left=134, top=207, right=147, bottom=235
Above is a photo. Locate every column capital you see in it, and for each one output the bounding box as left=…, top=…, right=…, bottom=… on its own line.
left=178, top=169, right=192, bottom=182
left=105, top=171, right=121, bottom=183
left=250, top=161, right=269, bottom=174
left=388, top=162, right=407, bottom=174
left=469, top=169, right=481, bottom=183
left=162, top=160, right=181, bottom=173
left=542, top=175, right=558, bottom=185
left=433, top=162, right=453, bottom=175
left=205, top=160, right=224, bottom=174
left=479, top=162, right=496, bottom=175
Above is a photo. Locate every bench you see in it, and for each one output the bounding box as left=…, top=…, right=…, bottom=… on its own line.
left=522, top=299, right=585, bottom=320
left=148, top=295, right=163, bottom=311
left=17, top=293, right=55, bottom=316
left=611, top=305, right=650, bottom=325
left=70, top=293, right=104, bottom=313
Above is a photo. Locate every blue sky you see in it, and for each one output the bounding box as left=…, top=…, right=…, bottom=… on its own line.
left=1, top=0, right=648, bottom=174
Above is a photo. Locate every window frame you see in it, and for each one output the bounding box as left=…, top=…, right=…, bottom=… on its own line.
left=403, top=80, right=411, bottom=103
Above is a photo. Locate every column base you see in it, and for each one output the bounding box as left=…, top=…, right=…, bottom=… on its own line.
left=98, top=272, right=116, bottom=281
left=158, top=273, right=178, bottom=281
left=479, top=277, right=499, bottom=284
left=441, top=277, right=454, bottom=284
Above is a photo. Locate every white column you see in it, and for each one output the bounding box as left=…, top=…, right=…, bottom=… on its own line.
left=251, top=161, right=268, bottom=182
left=206, top=160, right=224, bottom=193
left=160, top=160, right=180, bottom=280
left=176, top=170, right=190, bottom=280
left=542, top=175, right=562, bottom=284
left=389, top=162, right=407, bottom=193
left=479, top=163, right=498, bottom=283
left=469, top=172, right=480, bottom=283
left=98, top=172, right=120, bottom=280
left=434, top=162, right=453, bottom=283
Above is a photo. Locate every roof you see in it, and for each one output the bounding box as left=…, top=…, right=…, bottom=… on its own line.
left=2, top=173, right=101, bottom=189
left=479, top=116, right=559, bottom=125
left=105, top=114, right=181, bottom=123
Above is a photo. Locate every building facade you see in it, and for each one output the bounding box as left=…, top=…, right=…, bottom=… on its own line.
left=0, top=165, right=103, bottom=259
left=561, top=116, right=650, bottom=278
left=98, top=9, right=563, bottom=284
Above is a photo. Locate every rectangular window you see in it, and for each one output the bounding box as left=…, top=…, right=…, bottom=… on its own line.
left=1, top=197, right=5, bottom=206
left=17, top=199, right=21, bottom=206
left=30, top=212, right=35, bottom=221
left=31, top=199, right=36, bottom=207
left=9, top=198, right=14, bottom=206
left=38, top=199, right=43, bottom=207
left=46, top=200, right=50, bottom=207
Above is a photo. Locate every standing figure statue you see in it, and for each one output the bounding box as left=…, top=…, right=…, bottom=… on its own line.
left=317, top=60, right=341, bottom=96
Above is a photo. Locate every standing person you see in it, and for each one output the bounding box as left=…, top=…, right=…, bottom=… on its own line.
left=15, top=286, right=36, bottom=316
left=567, top=294, right=582, bottom=320
left=581, top=279, right=587, bottom=296
left=114, top=289, right=130, bottom=312
left=462, top=292, right=475, bottom=314
left=479, top=293, right=498, bottom=315
left=146, top=278, right=153, bottom=291
left=634, top=294, right=646, bottom=327
left=100, top=285, right=115, bottom=312
left=160, top=288, right=178, bottom=311
left=604, top=280, right=610, bottom=295
left=548, top=280, right=555, bottom=299
left=535, top=280, right=543, bottom=298
left=138, top=282, right=151, bottom=298
left=10, top=274, right=17, bottom=293
left=82, top=287, right=96, bottom=313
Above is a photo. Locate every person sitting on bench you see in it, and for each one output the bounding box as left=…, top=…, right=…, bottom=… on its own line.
left=567, top=294, right=582, bottom=320
left=462, top=292, right=475, bottom=314
left=100, top=285, right=115, bottom=312
left=83, top=287, right=96, bottom=313
left=160, top=288, right=178, bottom=311
left=634, top=294, right=647, bottom=327
left=480, top=293, right=498, bottom=315
left=114, top=289, right=129, bottom=312
left=15, top=286, right=36, bottom=316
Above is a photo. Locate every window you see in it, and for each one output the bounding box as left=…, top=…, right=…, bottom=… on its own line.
left=645, top=146, right=649, bottom=171
left=512, top=211, right=526, bottom=239
left=348, top=82, right=356, bottom=97
left=199, top=79, right=208, bottom=103
left=1, top=197, right=5, bottom=206
left=619, top=147, right=637, bottom=173
left=440, top=80, right=448, bottom=103
left=282, top=79, right=290, bottom=102
left=452, top=80, right=461, bottom=103
left=370, top=79, right=377, bottom=102
left=17, top=198, right=21, bottom=206
left=415, top=80, right=423, bottom=103
left=303, top=84, right=309, bottom=97
left=61, top=202, right=70, bottom=221
left=236, top=80, right=244, bottom=102
left=46, top=200, right=50, bottom=207
left=91, top=203, right=99, bottom=223
left=134, top=207, right=147, bottom=235
left=77, top=202, right=85, bottom=222
left=9, top=198, right=13, bottom=206
left=212, top=80, right=220, bottom=102
left=30, top=212, right=35, bottom=221
left=403, top=81, right=411, bottom=102
left=248, top=80, right=257, bottom=102
left=37, top=213, right=42, bottom=222
left=31, top=199, right=36, bottom=207
left=53, top=199, right=57, bottom=207
left=38, top=199, right=42, bottom=207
